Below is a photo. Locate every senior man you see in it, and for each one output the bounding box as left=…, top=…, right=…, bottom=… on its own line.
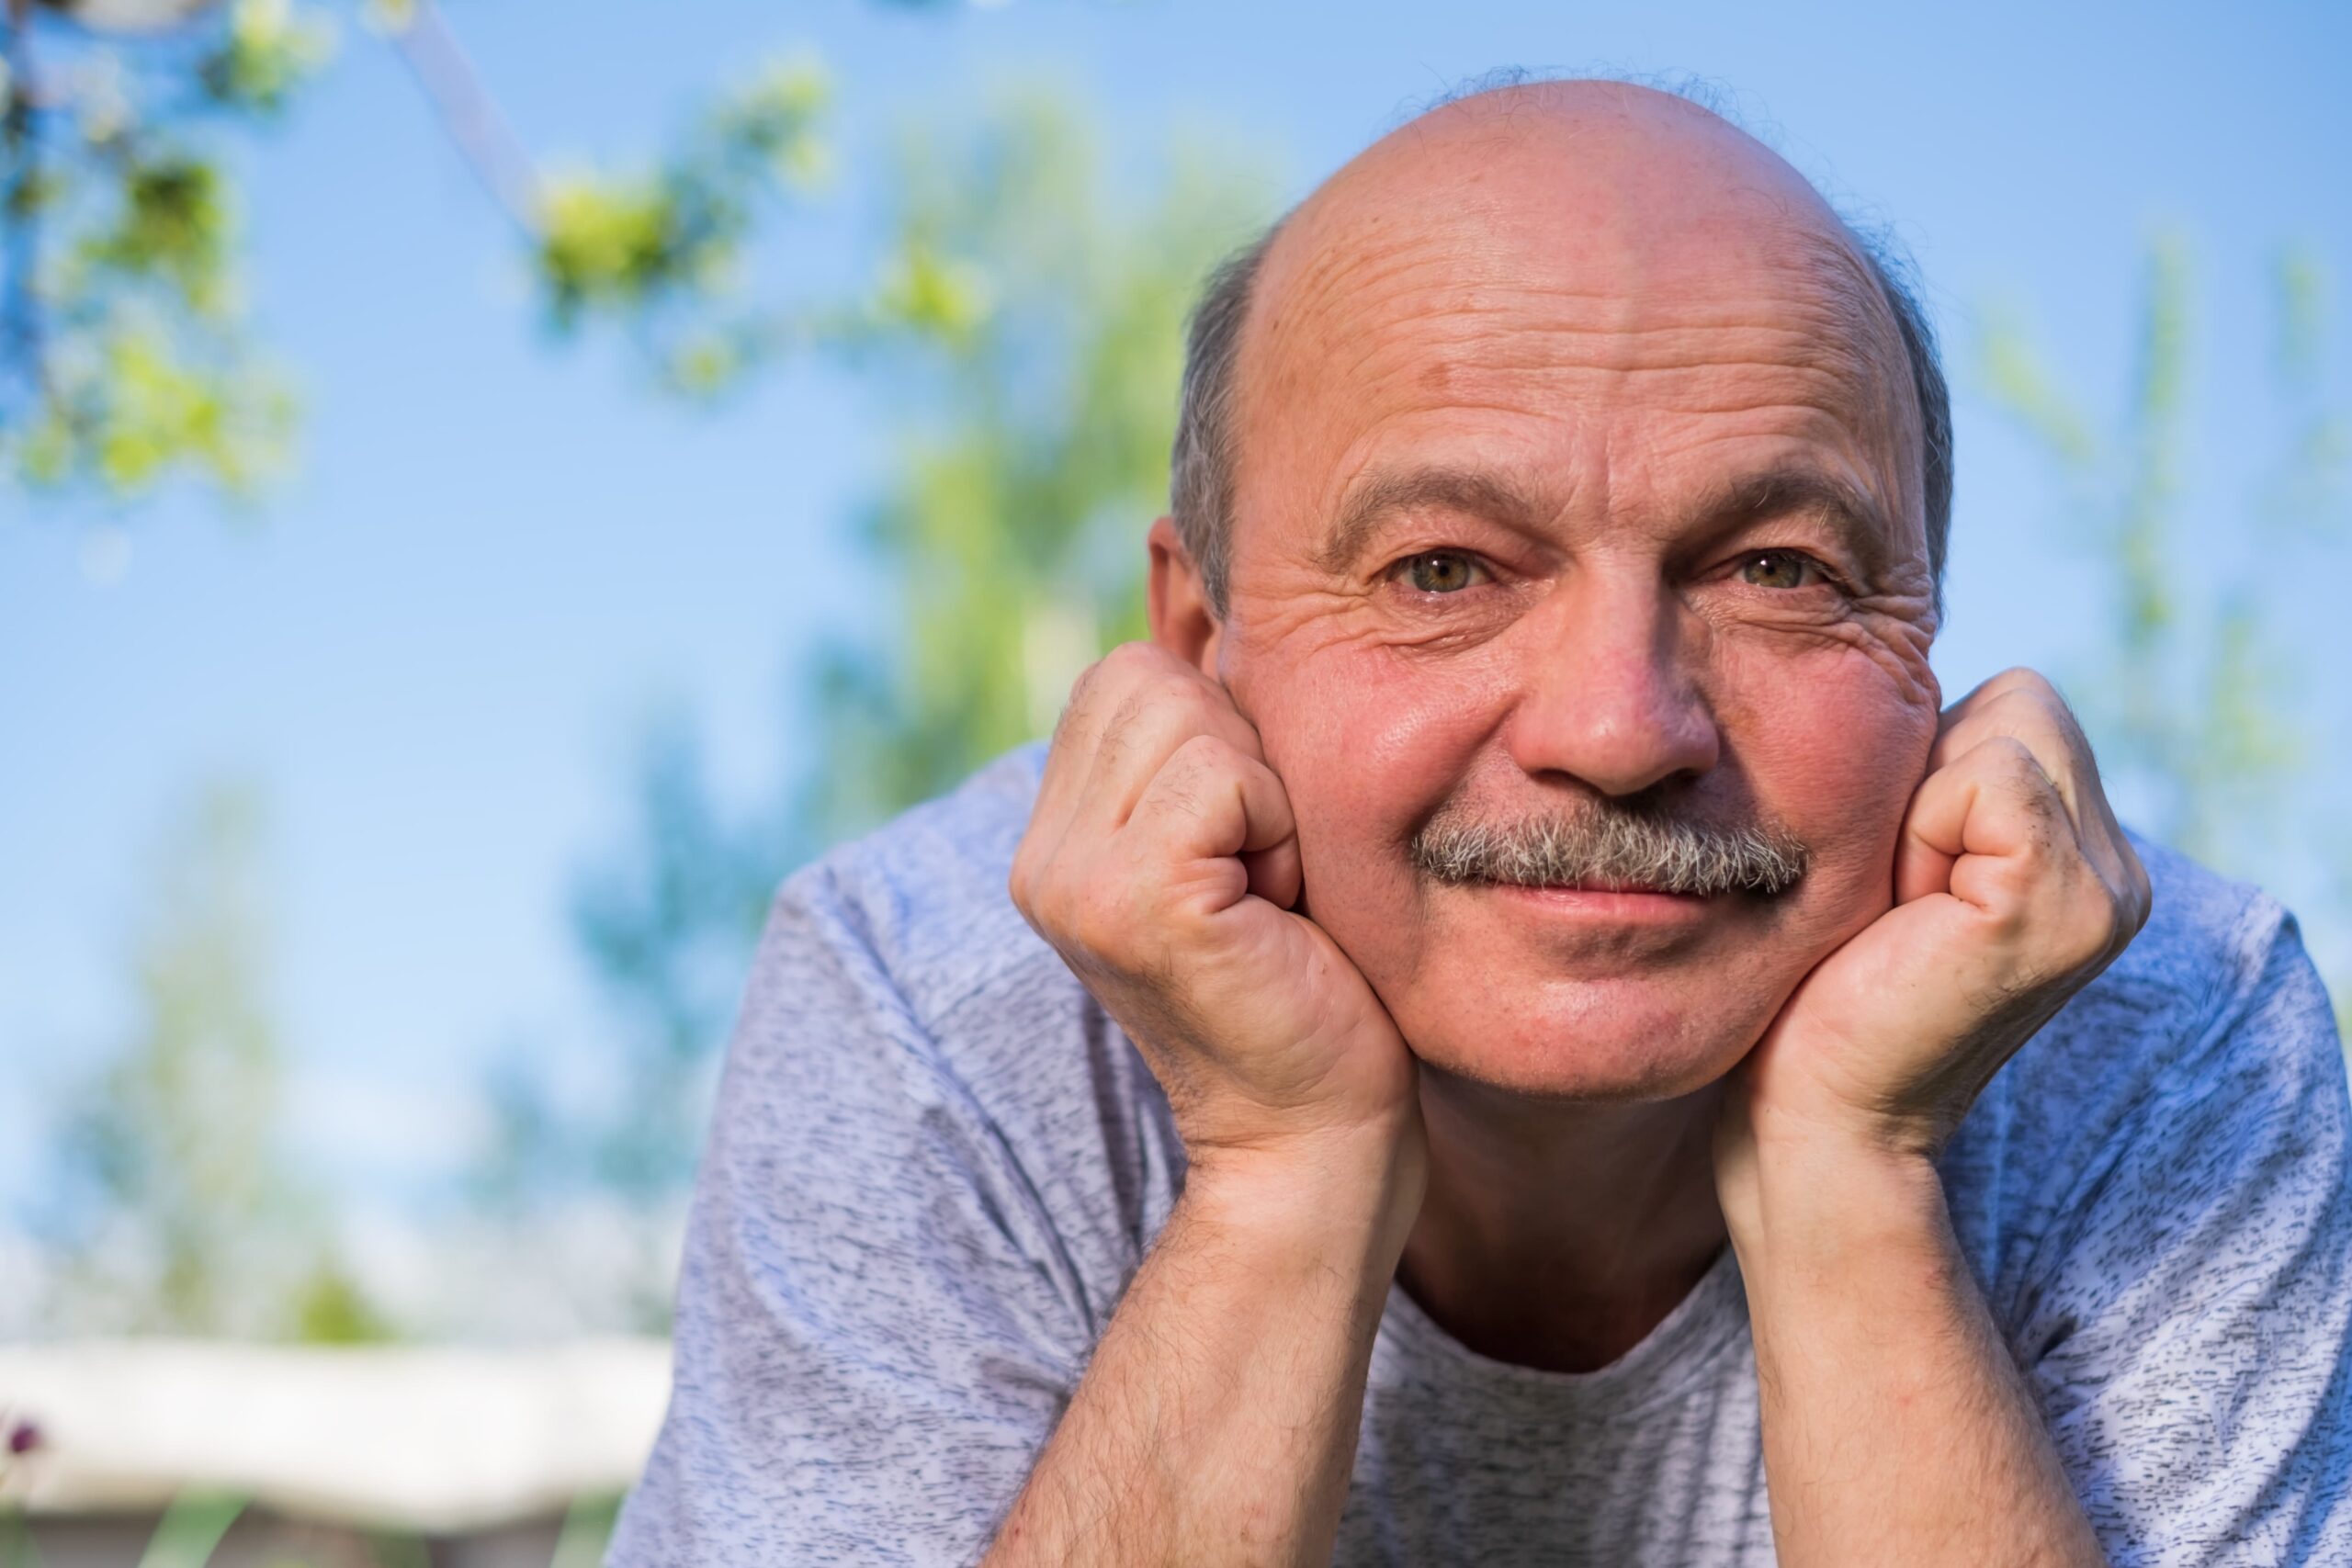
left=611, top=76, right=2352, bottom=1566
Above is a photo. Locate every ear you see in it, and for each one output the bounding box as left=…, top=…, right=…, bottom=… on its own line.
left=1148, top=514, right=1222, bottom=675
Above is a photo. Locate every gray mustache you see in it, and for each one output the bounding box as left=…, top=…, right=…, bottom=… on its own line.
left=1408, top=800, right=1809, bottom=897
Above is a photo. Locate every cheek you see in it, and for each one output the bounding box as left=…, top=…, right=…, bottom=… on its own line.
left=1721, top=647, right=1939, bottom=923
left=1244, top=645, right=1510, bottom=939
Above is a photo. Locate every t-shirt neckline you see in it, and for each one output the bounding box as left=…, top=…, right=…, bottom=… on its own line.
left=1374, top=1238, right=1751, bottom=1419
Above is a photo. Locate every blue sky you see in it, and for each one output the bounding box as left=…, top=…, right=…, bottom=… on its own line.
left=4, top=0, right=2348, bottom=1214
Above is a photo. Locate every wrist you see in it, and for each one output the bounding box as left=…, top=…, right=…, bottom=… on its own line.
left=1182, top=1115, right=1428, bottom=1269
left=1717, top=1120, right=1950, bottom=1271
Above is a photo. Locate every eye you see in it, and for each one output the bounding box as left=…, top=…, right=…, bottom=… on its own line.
left=1736, top=548, right=1835, bottom=591
left=1392, top=550, right=1490, bottom=594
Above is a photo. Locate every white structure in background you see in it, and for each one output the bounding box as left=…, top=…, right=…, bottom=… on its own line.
left=0, top=1338, right=671, bottom=1566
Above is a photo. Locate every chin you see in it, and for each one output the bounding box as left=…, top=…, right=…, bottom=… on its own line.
left=1392, top=975, right=1766, bottom=1104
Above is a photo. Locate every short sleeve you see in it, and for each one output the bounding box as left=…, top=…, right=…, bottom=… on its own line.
left=2018, top=900, right=2352, bottom=1566
left=606, top=866, right=1092, bottom=1567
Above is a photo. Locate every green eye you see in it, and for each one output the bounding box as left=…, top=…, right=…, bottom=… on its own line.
left=1402, top=551, right=1483, bottom=593
left=1738, top=550, right=1821, bottom=590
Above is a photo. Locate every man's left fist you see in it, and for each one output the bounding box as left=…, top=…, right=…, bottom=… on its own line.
left=1724, top=667, right=2154, bottom=1166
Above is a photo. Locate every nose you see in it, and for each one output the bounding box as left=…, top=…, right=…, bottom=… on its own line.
left=1504, top=567, right=1720, bottom=797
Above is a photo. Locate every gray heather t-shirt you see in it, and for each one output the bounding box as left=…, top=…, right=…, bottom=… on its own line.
left=609, top=741, right=2352, bottom=1566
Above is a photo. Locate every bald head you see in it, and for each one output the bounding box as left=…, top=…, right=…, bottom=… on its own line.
left=1169, top=75, right=1949, bottom=618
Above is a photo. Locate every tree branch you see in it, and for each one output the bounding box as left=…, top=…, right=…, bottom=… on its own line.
left=382, top=0, right=537, bottom=233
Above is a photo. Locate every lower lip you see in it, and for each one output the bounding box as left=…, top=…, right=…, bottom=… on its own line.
left=1487, top=884, right=1721, bottom=924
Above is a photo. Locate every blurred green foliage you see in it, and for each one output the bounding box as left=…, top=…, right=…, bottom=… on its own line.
left=532, top=51, right=834, bottom=396
left=803, top=89, right=1276, bottom=839
left=0, top=0, right=330, bottom=504
left=46, top=780, right=387, bottom=1342
left=1977, top=234, right=2349, bottom=1030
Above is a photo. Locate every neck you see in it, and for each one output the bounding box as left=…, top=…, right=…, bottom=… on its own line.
left=1397, top=1067, right=1730, bottom=1373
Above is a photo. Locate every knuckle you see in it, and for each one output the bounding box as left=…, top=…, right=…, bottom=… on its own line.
left=2068, top=890, right=2120, bottom=964
left=1008, top=840, right=1054, bottom=922
left=1964, top=736, right=2057, bottom=819
left=1033, top=880, right=1079, bottom=945
left=1155, top=670, right=1219, bottom=721
left=1168, top=729, right=1237, bottom=777
left=1980, top=731, right=2039, bottom=773
left=1063, top=653, right=1111, bottom=709
left=1100, top=640, right=1170, bottom=686
left=1097, top=639, right=1148, bottom=673
left=1013, top=853, right=1089, bottom=947
left=2046, top=868, right=2126, bottom=973
left=2102, top=886, right=2141, bottom=954
left=1155, top=774, right=1205, bottom=823
left=1077, top=647, right=1157, bottom=720
left=1991, top=664, right=2054, bottom=699
left=1981, top=884, right=2036, bottom=947
left=2104, top=863, right=2154, bottom=948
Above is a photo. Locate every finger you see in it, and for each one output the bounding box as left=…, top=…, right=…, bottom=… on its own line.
left=1035, top=643, right=1242, bottom=847
left=1018, top=644, right=1283, bottom=936
left=1929, top=677, right=2098, bottom=829
left=1092, top=673, right=1271, bottom=833
left=1126, top=734, right=1301, bottom=908
left=1928, top=678, right=2151, bottom=923
left=1241, top=842, right=1304, bottom=911
left=1903, top=732, right=2149, bottom=993
left=1933, top=665, right=2057, bottom=739
left=1929, top=671, right=2079, bottom=777
left=1029, top=648, right=1126, bottom=846
left=1931, top=671, right=2034, bottom=750
left=1894, top=734, right=2071, bottom=912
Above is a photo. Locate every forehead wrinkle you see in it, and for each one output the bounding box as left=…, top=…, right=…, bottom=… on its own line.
left=1283, top=314, right=1913, bottom=588
left=1273, top=265, right=1894, bottom=409
left=1770, top=212, right=1924, bottom=514
left=1258, top=225, right=1472, bottom=358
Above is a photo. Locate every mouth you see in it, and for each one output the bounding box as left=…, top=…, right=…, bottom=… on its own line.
left=1481, top=879, right=1721, bottom=926
left=1540, top=877, right=1694, bottom=896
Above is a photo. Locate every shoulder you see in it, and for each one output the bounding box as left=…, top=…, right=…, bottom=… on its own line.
left=743, top=742, right=1178, bottom=1323
left=773, top=739, right=1067, bottom=1032
left=2102, top=824, right=2305, bottom=1019
left=739, top=737, right=1139, bottom=1134
left=2047, top=823, right=2330, bottom=1095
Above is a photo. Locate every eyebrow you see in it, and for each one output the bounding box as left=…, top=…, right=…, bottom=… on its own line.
left=1690, top=466, right=1900, bottom=579
left=1315, top=465, right=1555, bottom=577
left=1314, top=460, right=1900, bottom=581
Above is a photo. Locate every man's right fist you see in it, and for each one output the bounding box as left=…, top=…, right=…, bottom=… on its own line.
left=1009, top=641, right=1419, bottom=1168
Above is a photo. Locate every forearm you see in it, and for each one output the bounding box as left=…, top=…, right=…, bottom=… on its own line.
left=984, top=1130, right=1421, bottom=1567
left=1724, top=1137, right=2105, bottom=1568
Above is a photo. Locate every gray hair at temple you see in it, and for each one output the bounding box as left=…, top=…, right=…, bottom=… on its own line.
left=1167, top=70, right=1953, bottom=624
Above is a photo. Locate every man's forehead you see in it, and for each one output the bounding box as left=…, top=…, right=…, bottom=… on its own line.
left=1250, top=83, right=1884, bottom=378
